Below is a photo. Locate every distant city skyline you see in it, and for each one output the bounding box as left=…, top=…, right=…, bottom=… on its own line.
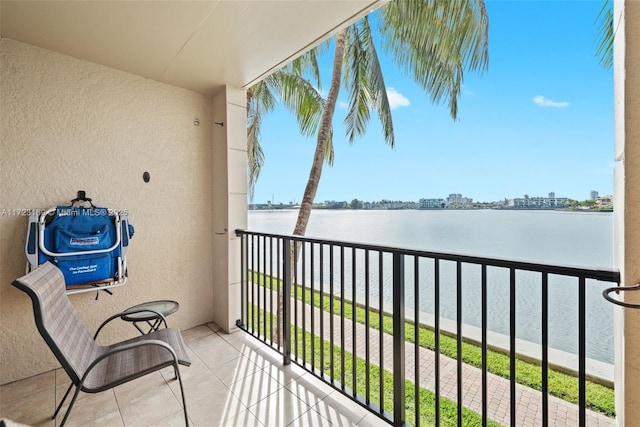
left=258, top=189, right=609, bottom=206
left=252, top=1, right=613, bottom=205
left=262, top=190, right=611, bottom=204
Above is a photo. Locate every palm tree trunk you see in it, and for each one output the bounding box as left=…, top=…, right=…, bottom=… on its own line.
left=293, top=29, right=346, bottom=237
left=274, top=29, right=347, bottom=346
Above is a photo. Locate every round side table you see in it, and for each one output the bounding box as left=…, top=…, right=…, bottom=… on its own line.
left=121, top=300, right=179, bottom=334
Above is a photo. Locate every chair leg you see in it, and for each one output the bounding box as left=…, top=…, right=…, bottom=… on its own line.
left=59, top=383, right=83, bottom=427
left=175, top=362, right=188, bottom=426
left=53, top=383, right=73, bottom=419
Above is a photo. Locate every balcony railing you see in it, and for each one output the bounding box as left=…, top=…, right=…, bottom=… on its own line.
left=235, top=229, right=620, bottom=426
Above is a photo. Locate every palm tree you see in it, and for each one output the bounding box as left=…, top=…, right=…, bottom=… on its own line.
left=246, top=49, right=332, bottom=201
left=293, top=0, right=489, bottom=238
left=246, top=50, right=338, bottom=343
left=249, top=1, right=489, bottom=345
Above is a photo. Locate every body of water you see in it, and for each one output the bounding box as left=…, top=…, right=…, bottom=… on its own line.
left=248, top=209, right=615, bottom=363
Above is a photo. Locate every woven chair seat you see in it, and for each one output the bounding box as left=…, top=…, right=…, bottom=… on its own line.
left=12, top=262, right=191, bottom=426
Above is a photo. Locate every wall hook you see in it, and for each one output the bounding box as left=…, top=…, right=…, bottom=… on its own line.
left=193, top=118, right=200, bottom=126
left=215, top=121, right=224, bottom=127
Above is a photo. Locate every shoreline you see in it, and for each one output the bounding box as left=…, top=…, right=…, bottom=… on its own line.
left=249, top=207, right=614, bottom=212
left=339, top=290, right=613, bottom=387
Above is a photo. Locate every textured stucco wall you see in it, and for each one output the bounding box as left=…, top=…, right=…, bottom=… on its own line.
left=0, top=39, right=217, bottom=384
left=614, top=1, right=640, bottom=425
left=621, top=1, right=640, bottom=425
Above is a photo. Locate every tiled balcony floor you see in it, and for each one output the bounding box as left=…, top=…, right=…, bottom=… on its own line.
left=0, top=324, right=384, bottom=427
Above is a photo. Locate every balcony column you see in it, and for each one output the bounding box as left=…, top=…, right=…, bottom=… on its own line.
left=211, top=86, right=247, bottom=333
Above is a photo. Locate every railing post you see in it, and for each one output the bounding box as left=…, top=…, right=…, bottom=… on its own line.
left=240, top=232, right=246, bottom=328
left=282, top=237, right=292, bottom=365
left=393, top=252, right=406, bottom=426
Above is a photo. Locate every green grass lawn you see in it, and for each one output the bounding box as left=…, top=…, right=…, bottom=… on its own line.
left=251, top=305, right=503, bottom=427
left=246, top=271, right=615, bottom=417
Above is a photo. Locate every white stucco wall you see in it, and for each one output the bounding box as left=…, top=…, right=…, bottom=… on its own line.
left=0, top=38, right=222, bottom=384
left=210, top=87, right=247, bottom=333
left=613, top=1, right=626, bottom=423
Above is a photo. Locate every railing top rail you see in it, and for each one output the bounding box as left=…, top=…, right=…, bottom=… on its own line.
left=235, top=229, right=620, bottom=283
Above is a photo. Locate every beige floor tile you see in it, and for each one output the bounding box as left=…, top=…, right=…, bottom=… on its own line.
left=237, top=341, right=271, bottom=358
left=228, top=370, right=283, bottom=408
left=54, top=368, right=71, bottom=388
left=262, top=361, right=307, bottom=387
left=181, top=326, right=215, bottom=343
left=162, top=352, right=212, bottom=385
left=356, top=412, right=389, bottom=426
left=219, top=409, right=264, bottom=427
left=184, top=390, right=247, bottom=427
left=58, top=390, right=123, bottom=427
left=247, top=387, right=311, bottom=427
left=220, top=331, right=267, bottom=353
left=284, top=373, right=335, bottom=409
left=0, top=326, right=391, bottom=427
left=206, top=323, right=221, bottom=333
left=240, top=345, right=284, bottom=371
left=0, top=371, right=55, bottom=405
left=117, top=379, right=183, bottom=426
left=113, top=372, right=167, bottom=404
left=147, top=409, right=193, bottom=427
left=310, top=390, right=370, bottom=426
left=187, top=334, right=242, bottom=370
left=287, top=409, right=344, bottom=427
left=0, top=387, right=54, bottom=425
left=1, top=415, right=54, bottom=427
left=54, top=383, right=94, bottom=407
left=209, top=355, right=262, bottom=387
left=167, top=370, right=223, bottom=404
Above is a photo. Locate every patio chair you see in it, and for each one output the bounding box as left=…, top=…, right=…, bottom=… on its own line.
left=12, top=262, right=191, bottom=426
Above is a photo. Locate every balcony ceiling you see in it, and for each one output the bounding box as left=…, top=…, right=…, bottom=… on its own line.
left=0, top=0, right=385, bottom=95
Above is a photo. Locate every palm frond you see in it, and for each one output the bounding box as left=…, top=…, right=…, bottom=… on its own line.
left=341, top=18, right=394, bottom=146
left=361, top=16, right=394, bottom=148
left=246, top=51, right=328, bottom=199
left=289, top=42, right=330, bottom=89
left=595, top=0, right=613, bottom=69
left=271, top=71, right=326, bottom=137
left=246, top=80, right=275, bottom=200
left=322, top=129, right=335, bottom=167
left=379, top=0, right=489, bottom=120
left=342, top=21, right=373, bottom=144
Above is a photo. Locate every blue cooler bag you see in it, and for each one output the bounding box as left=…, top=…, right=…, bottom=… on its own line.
left=38, top=206, right=122, bottom=286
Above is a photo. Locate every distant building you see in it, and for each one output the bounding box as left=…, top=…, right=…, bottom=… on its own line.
left=591, top=190, right=599, bottom=200
left=597, top=195, right=613, bottom=209
left=549, top=192, right=555, bottom=199
left=447, top=193, right=463, bottom=204
left=419, top=198, right=445, bottom=209
left=513, top=194, right=568, bottom=209
left=446, top=193, right=472, bottom=208
left=324, top=200, right=347, bottom=209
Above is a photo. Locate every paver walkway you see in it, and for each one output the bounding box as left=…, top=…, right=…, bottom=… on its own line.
left=249, top=285, right=615, bottom=426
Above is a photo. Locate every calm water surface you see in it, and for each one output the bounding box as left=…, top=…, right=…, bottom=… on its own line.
left=248, top=209, right=615, bottom=363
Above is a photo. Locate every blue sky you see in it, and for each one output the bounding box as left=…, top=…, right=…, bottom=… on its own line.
left=252, top=0, right=613, bottom=205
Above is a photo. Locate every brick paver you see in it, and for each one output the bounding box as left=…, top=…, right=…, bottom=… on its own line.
left=249, top=285, right=615, bottom=426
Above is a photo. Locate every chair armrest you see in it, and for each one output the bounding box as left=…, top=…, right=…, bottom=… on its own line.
left=94, top=308, right=168, bottom=339
left=78, top=339, right=179, bottom=391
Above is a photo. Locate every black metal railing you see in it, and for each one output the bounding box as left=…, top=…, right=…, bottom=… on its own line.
left=235, top=230, right=619, bottom=426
